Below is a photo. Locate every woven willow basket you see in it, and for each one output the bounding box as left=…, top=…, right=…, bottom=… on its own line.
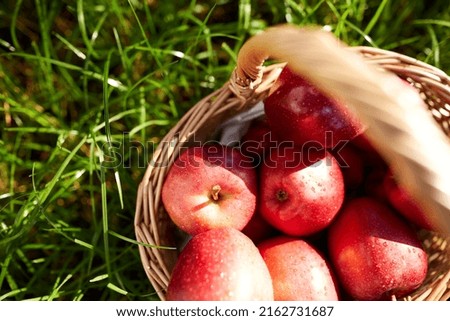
left=134, top=25, right=450, bottom=301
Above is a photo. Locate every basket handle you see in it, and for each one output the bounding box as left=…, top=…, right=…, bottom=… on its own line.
left=234, top=24, right=450, bottom=235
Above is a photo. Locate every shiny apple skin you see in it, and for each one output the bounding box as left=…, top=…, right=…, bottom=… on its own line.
left=259, top=147, right=344, bottom=236
left=258, top=236, right=339, bottom=301
left=166, top=227, right=274, bottom=301
left=328, top=197, right=428, bottom=300
left=264, top=67, right=364, bottom=149
left=162, top=143, right=257, bottom=235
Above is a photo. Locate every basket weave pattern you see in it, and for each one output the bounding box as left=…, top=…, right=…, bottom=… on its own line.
left=134, top=26, right=450, bottom=301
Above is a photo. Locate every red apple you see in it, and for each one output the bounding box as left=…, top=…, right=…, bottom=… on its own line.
left=258, top=236, right=339, bottom=301
left=383, top=172, right=435, bottom=230
left=264, top=66, right=365, bottom=149
left=162, top=143, right=257, bottom=235
left=166, top=227, right=274, bottom=301
left=259, top=146, right=345, bottom=236
left=328, top=197, right=428, bottom=300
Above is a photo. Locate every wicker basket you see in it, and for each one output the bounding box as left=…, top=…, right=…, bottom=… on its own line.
left=134, top=25, right=450, bottom=301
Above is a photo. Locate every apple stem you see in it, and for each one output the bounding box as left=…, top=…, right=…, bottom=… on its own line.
left=211, top=184, right=221, bottom=201
left=276, top=190, right=288, bottom=202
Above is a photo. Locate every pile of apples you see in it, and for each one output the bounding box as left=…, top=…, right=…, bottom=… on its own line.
left=161, top=67, right=433, bottom=301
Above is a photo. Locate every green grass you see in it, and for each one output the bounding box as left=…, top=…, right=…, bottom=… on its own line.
left=0, top=0, right=449, bottom=301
